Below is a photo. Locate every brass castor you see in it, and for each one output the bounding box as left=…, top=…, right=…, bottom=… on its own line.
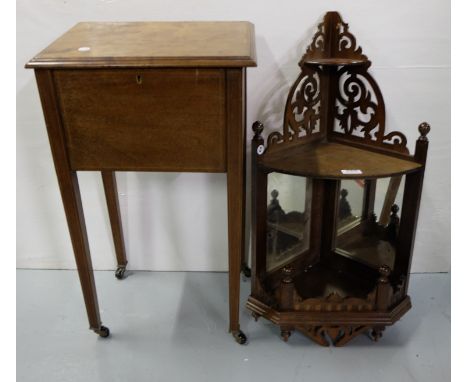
left=241, top=263, right=251, bottom=278
left=94, top=325, right=110, bottom=338
left=115, top=266, right=126, bottom=280
left=232, top=330, right=247, bottom=345
left=281, top=330, right=291, bottom=342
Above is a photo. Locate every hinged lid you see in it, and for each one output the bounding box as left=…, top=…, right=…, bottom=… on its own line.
left=26, top=21, right=257, bottom=69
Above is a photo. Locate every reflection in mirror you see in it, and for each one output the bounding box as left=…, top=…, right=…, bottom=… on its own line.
left=335, top=176, right=404, bottom=270
left=374, top=176, right=405, bottom=226
left=337, top=179, right=364, bottom=231
left=266, top=173, right=311, bottom=272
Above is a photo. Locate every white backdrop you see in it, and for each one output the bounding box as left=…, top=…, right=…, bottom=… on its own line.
left=17, top=0, right=450, bottom=272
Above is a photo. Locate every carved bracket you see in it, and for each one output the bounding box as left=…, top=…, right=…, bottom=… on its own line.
left=297, top=324, right=371, bottom=347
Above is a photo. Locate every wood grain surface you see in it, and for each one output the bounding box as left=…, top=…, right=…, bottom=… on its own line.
left=26, top=22, right=257, bottom=68
left=259, top=142, right=421, bottom=179
left=54, top=68, right=227, bottom=171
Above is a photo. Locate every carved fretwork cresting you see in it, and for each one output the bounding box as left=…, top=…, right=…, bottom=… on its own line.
left=303, top=21, right=326, bottom=57
left=300, top=12, right=368, bottom=63
left=334, top=20, right=367, bottom=60
left=334, top=66, right=408, bottom=153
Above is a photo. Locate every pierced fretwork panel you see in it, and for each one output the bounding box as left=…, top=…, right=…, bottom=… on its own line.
left=302, top=21, right=326, bottom=58
left=267, top=68, right=323, bottom=149
left=335, top=20, right=367, bottom=60
left=333, top=66, right=408, bottom=153
left=285, top=70, right=321, bottom=137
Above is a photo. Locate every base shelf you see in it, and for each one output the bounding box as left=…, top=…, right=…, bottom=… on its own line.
left=335, top=239, right=395, bottom=271
left=294, top=263, right=376, bottom=300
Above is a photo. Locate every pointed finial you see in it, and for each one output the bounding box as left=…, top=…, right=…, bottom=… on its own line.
left=418, top=122, right=431, bottom=141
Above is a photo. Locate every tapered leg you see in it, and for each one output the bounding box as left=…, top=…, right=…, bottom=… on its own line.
left=59, top=171, right=108, bottom=336
left=240, top=68, right=251, bottom=279
left=35, top=70, right=108, bottom=337
left=226, top=68, right=247, bottom=344
left=101, top=171, right=128, bottom=279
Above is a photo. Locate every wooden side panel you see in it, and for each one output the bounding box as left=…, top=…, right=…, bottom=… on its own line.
left=54, top=69, right=226, bottom=172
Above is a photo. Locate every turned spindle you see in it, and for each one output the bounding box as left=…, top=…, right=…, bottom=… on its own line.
left=279, top=265, right=295, bottom=311
left=376, top=265, right=392, bottom=311
left=279, top=267, right=295, bottom=342
left=386, top=204, right=400, bottom=242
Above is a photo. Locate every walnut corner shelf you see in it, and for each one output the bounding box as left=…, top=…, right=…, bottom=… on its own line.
left=248, top=11, right=430, bottom=347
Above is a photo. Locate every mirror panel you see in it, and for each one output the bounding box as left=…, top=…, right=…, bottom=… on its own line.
left=335, top=176, right=404, bottom=270
left=266, top=173, right=311, bottom=272
left=337, top=179, right=364, bottom=231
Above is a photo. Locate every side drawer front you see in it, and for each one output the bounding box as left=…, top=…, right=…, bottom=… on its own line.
left=54, top=69, right=226, bottom=171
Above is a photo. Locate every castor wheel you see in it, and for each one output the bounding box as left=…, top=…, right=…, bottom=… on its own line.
left=115, top=266, right=126, bottom=280
left=252, top=312, right=260, bottom=321
left=232, top=330, right=247, bottom=345
left=370, top=327, right=385, bottom=342
left=241, top=264, right=251, bottom=279
left=94, top=325, right=110, bottom=338
left=281, top=330, right=291, bottom=342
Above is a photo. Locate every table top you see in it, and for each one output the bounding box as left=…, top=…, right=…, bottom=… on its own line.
left=26, top=21, right=257, bottom=69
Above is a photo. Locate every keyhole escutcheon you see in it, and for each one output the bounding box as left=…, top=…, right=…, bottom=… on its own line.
left=136, top=74, right=143, bottom=85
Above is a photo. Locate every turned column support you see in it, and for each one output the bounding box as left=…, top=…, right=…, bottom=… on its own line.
left=279, top=265, right=295, bottom=311
left=376, top=265, right=392, bottom=311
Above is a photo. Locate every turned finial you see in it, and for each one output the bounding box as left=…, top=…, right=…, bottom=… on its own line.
left=418, top=122, right=431, bottom=141
left=252, top=121, right=264, bottom=140
left=282, top=265, right=293, bottom=283
left=390, top=204, right=399, bottom=216
left=378, top=264, right=391, bottom=281
left=271, top=189, right=279, bottom=200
